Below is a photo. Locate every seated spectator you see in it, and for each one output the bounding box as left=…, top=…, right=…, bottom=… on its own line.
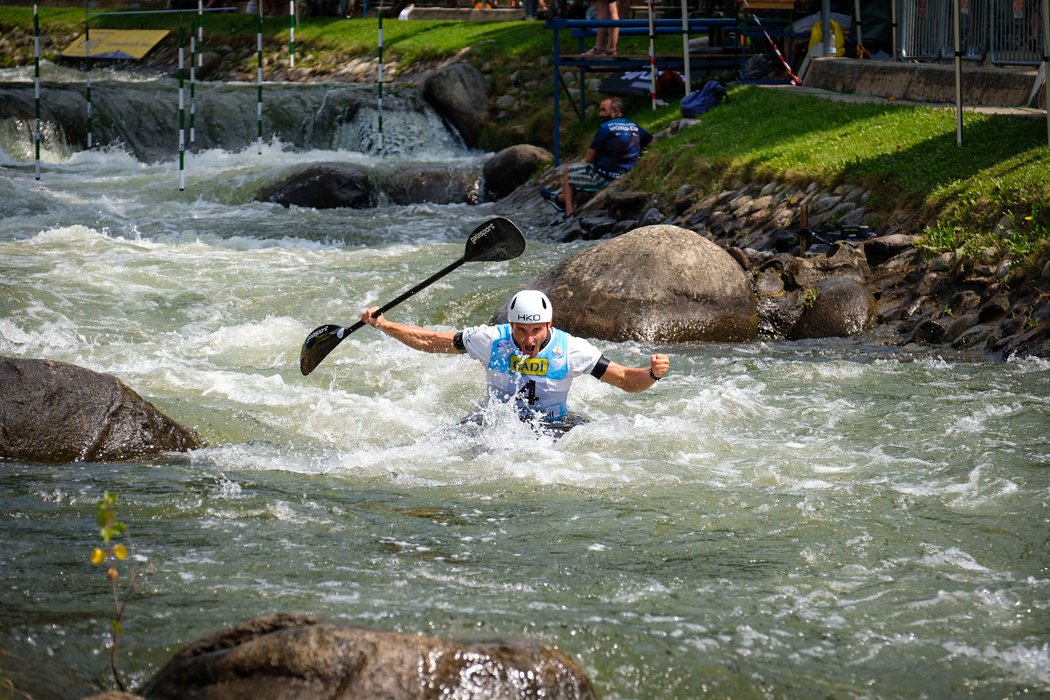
left=541, top=96, right=653, bottom=217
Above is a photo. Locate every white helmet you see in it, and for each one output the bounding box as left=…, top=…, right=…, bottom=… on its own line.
left=508, top=290, right=553, bottom=324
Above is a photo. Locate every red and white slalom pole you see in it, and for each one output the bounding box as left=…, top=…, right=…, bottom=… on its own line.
left=740, top=0, right=800, bottom=85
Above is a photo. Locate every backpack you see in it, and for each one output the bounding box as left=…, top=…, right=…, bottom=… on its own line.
left=680, top=80, right=728, bottom=118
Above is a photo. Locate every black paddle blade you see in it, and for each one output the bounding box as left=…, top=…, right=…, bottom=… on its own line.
left=300, top=324, right=346, bottom=376
left=463, top=217, right=526, bottom=262
left=299, top=217, right=526, bottom=377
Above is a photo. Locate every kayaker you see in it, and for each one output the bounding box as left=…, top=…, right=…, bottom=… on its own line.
left=360, top=289, right=670, bottom=424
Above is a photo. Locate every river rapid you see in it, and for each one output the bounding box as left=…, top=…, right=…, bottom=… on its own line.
left=1, top=70, right=1049, bottom=699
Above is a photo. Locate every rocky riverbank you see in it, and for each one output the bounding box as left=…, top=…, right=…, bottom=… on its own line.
left=497, top=157, right=1050, bottom=360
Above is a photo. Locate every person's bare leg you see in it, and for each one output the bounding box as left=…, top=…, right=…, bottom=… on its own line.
left=607, top=1, right=619, bottom=54
left=591, top=1, right=609, bottom=53
left=561, top=167, right=575, bottom=217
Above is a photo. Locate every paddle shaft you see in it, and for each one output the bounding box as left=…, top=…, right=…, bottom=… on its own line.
left=300, top=216, right=525, bottom=375
left=345, top=255, right=467, bottom=335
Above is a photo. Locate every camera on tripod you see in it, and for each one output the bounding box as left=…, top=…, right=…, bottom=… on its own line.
left=799, top=224, right=877, bottom=254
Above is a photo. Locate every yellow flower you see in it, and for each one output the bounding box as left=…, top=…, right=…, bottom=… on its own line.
left=113, top=544, right=128, bottom=560
left=91, top=548, right=105, bottom=565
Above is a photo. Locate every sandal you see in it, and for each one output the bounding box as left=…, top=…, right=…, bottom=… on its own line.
left=579, top=47, right=607, bottom=57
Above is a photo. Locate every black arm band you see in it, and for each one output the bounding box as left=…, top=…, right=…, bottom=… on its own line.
left=452, top=332, right=466, bottom=353
left=591, top=355, right=611, bottom=380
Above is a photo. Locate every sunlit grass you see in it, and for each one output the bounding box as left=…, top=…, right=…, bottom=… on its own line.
left=629, top=86, right=1050, bottom=260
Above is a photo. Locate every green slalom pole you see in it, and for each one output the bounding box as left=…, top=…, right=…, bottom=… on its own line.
left=256, top=8, right=263, bottom=155
left=85, top=21, right=93, bottom=149
left=33, top=4, right=41, bottom=179
left=289, top=1, right=296, bottom=69
left=190, top=18, right=197, bottom=148
left=178, top=23, right=186, bottom=191
left=377, top=11, right=384, bottom=152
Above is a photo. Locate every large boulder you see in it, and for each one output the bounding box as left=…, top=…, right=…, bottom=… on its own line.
left=139, top=612, right=597, bottom=700
left=0, top=357, right=204, bottom=464
left=421, top=63, right=488, bottom=149
left=482, top=145, right=553, bottom=200
left=256, top=164, right=376, bottom=209
left=381, top=163, right=481, bottom=205
left=521, top=225, right=757, bottom=342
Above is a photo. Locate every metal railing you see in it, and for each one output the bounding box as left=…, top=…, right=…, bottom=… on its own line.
left=898, top=0, right=953, bottom=60
left=896, top=0, right=1043, bottom=66
left=990, top=0, right=1043, bottom=65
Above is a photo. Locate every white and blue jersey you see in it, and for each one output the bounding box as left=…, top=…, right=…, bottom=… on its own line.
left=456, top=324, right=607, bottom=420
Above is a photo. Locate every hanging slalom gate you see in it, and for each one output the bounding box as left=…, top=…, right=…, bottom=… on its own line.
left=897, top=0, right=1042, bottom=67
left=24, top=3, right=390, bottom=187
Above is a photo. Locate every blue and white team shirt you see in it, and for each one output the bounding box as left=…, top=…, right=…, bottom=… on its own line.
left=458, top=324, right=606, bottom=420
left=591, top=117, right=654, bottom=179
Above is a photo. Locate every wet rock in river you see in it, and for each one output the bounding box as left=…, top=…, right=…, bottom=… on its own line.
left=787, top=277, right=878, bottom=339
left=256, top=163, right=376, bottom=209
left=0, top=357, right=204, bottom=465
left=139, top=612, right=597, bottom=700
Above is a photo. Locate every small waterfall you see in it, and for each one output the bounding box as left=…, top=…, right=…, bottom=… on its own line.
left=334, top=105, right=466, bottom=157
left=0, top=116, right=78, bottom=167
left=0, top=78, right=473, bottom=164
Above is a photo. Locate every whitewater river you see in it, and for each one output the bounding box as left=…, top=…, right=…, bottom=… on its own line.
left=1, top=72, right=1049, bottom=699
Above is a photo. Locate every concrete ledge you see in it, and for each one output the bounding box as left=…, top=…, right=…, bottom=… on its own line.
left=804, top=57, right=1045, bottom=109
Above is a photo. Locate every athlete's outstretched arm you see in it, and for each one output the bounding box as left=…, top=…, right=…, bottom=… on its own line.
left=598, top=353, right=670, bottom=393
left=360, top=307, right=459, bottom=354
